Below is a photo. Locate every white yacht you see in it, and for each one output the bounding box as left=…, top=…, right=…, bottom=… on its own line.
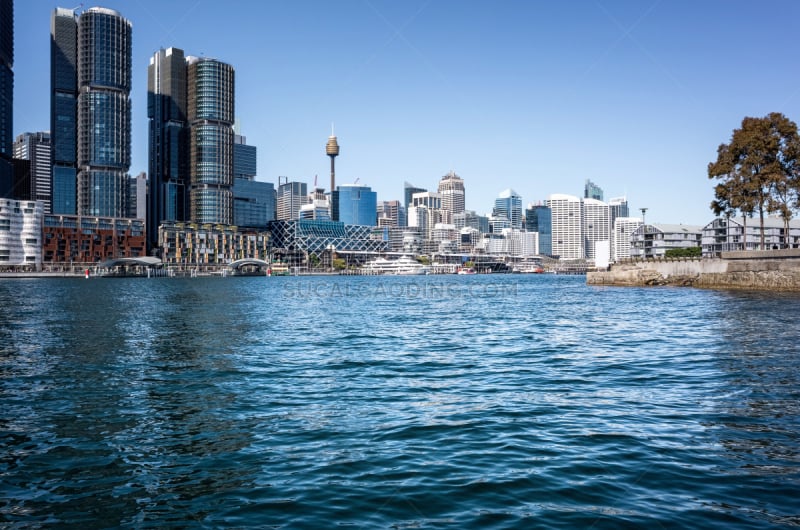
left=362, top=256, right=430, bottom=275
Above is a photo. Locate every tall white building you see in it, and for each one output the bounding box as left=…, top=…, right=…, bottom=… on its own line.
left=613, top=217, right=642, bottom=262
left=13, top=132, right=52, bottom=213
left=547, top=193, right=583, bottom=260
left=583, top=198, right=610, bottom=262
left=608, top=196, right=629, bottom=259
left=437, top=170, right=465, bottom=223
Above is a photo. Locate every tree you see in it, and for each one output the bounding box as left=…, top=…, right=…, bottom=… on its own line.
left=708, top=112, right=800, bottom=250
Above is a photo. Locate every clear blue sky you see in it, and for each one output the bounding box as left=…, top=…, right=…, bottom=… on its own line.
left=12, top=1, right=800, bottom=226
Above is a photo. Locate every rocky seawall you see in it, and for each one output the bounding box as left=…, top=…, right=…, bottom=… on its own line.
left=587, top=250, right=800, bottom=291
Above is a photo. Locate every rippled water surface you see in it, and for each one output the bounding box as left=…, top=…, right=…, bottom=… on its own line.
left=1, top=275, right=799, bottom=528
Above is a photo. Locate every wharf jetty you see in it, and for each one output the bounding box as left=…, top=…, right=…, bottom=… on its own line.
left=587, top=249, right=800, bottom=291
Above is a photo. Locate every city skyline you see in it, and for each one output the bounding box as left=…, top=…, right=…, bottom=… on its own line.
left=10, top=1, right=800, bottom=226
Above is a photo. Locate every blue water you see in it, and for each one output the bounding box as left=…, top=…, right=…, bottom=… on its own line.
left=1, top=274, right=799, bottom=528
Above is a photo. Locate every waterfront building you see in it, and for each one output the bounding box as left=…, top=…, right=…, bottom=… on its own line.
left=268, top=219, right=387, bottom=265
left=128, top=172, right=146, bottom=219
left=701, top=217, right=800, bottom=256
left=75, top=7, right=132, bottom=218
left=187, top=56, right=234, bottom=225
left=437, top=170, right=465, bottom=223
left=584, top=179, right=603, bottom=201
left=0, top=0, right=12, bottom=198
left=547, top=193, right=583, bottom=260
left=42, top=213, right=145, bottom=265
left=583, top=198, right=610, bottom=262
left=147, top=47, right=189, bottom=249
left=13, top=132, right=52, bottom=212
left=50, top=7, right=78, bottom=214
left=631, top=223, right=703, bottom=259
left=0, top=199, right=43, bottom=269
left=612, top=216, right=642, bottom=262
left=526, top=203, right=552, bottom=256
left=158, top=221, right=269, bottom=265
left=276, top=179, right=308, bottom=220
left=334, top=184, right=377, bottom=226
left=403, top=182, right=426, bottom=225
left=494, top=188, right=522, bottom=229
left=459, top=227, right=481, bottom=252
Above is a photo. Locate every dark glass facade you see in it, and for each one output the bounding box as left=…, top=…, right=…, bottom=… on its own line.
left=147, top=47, right=188, bottom=250
left=0, top=0, right=13, bottom=197
left=188, top=58, right=234, bottom=225
left=50, top=8, right=78, bottom=213
left=234, top=178, right=275, bottom=228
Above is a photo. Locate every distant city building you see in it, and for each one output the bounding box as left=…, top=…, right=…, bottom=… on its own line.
left=75, top=7, right=133, bottom=218
left=612, top=216, right=642, bottom=262
left=608, top=196, right=629, bottom=260
left=403, top=182, right=426, bottom=225
left=187, top=56, right=234, bottom=225
left=547, top=193, right=583, bottom=259
left=526, top=203, right=552, bottom=256
left=437, top=170, right=465, bottom=223
left=489, top=214, right=511, bottom=233
left=453, top=210, right=489, bottom=234
left=0, top=199, right=43, bottom=269
left=50, top=7, right=78, bottom=214
left=147, top=47, right=189, bottom=249
left=276, top=178, right=307, bottom=220
left=13, top=132, right=52, bottom=212
left=335, top=184, right=377, bottom=226
left=408, top=191, right=442, bottom=238
left=631, top=223, right=703, bottom=259
left=232, top=135, right=274, bottom=228
left=377, top=200, right=404, bottom=227
left=701, top=217, right=800, bottom=256
left=584, top=179, right=603, bottom=201
left=0, top=0, right=13, bottom=198
left=299, top=187, right=331, bottom=221
left=128, top=172, right=146, bottom=219
left=494, top=188, right=522, bottom=230
left=583, top=198, right=610, bottom=262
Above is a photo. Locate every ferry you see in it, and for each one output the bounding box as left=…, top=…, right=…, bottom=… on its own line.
left=268, top=263, right=290, bottom=276
left=362, top=255, right=430, bottom=275
left=457, top=267, right=477, bottom=275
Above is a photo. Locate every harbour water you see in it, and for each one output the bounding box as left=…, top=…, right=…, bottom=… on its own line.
left=1, top=274, right=799, bottom=528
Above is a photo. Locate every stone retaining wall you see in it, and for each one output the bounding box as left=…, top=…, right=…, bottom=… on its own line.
left=587, top=253, right=800, bottom=291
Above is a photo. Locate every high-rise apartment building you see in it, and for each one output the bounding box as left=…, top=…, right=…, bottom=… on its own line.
left=494, top=189, right=522, bottom=229
left=147, top=47, right=188, bottom=248
left=0, top=0, right=13, bottom=197
left=547, top=193, right=583, bottom=260
left=613, top=216, right=642, bottom=262
left=608, top=196, right=629, bottom=260
left=75, top=7, right=132, bottom=218
left=437, top=170, right=465, bottom=223
left=583, top=198, right=610, bottom=261
left=584, top=179, right=603, bottom=201
left=50, top=7, right=78, bottom=214
left=187, top=56, right=234, bottom=225
left=13, top=132, right=52, bottom=212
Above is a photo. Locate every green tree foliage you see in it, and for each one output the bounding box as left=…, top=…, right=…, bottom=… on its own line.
left=664, top=247, right=701, bottom=258
left=709, top=113, right=800, bottom=249
left=332, top=258, right=346, bottom=270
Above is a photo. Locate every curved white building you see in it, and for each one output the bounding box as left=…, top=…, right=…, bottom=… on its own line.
left=0, top=199, right=43, bottom=269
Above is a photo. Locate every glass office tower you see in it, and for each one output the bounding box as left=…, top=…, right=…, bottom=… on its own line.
left=0, top=0, right=13, bottom=197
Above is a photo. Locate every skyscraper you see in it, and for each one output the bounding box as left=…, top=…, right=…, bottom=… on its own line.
left=437, top=170, right=465, bottom=223
left=76, top=7, right=132, bottom=218
left=584, top=179, right=603, bottom=201
left=233, top=135, right=274, bottom=228
left=583, top=198, right=610, bottom=261
left=187, top=56, right=234, bottom=225
left=494, top=189, right=522, bottom=229
left=336, top=184, right=377, bottom=226
left=277, top=178, right=307, bottom=220
left=13, top=132, right=52, bottom=212
left=50, top=7, right=78, bottom=214
left=547, top=193, right=583, bottom=259
left=148, top=47, right=188, bottom=249
left=403, top=182, right=426, bottom=225
left=0, top=0, right=13, bottom=197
